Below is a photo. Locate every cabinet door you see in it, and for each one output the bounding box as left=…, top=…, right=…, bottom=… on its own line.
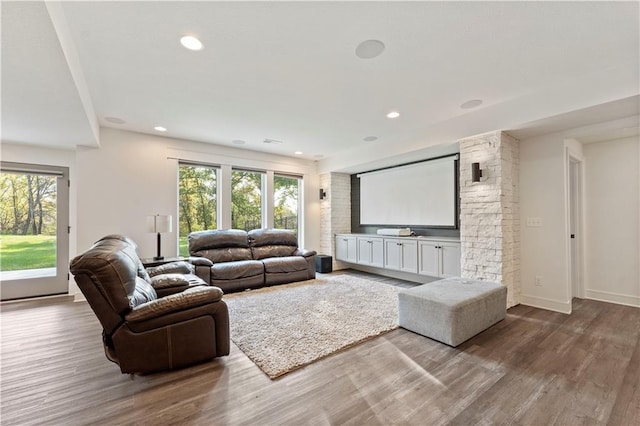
left=335, top=235, right=357, bottom=263
left=357, top=237, right=372, bottom=265
left=398, top=239, right=418, bottom=274
left=384, top=239, right=402, bottom=271
left=370, top=238, right=384, bottom=268
left=418, top=241, right=440, bottom=277
left=357, top=237, right=383, bottom=266
left=440, top=242, right=461, bottom=278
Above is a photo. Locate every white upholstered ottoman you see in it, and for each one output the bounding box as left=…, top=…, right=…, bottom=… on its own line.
left=398, top=277, right=507, bottom=346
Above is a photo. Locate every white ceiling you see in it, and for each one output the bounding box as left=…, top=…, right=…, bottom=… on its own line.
left=2, top=1, right=639, bottom=172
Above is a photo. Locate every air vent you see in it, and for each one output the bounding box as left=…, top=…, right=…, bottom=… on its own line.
left=263, top=138, right=284, bottom=145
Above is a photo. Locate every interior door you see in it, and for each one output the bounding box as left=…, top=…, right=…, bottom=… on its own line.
left=569, top=157, right=583, bottom=299
left=0, top=162, right=69, bottom=300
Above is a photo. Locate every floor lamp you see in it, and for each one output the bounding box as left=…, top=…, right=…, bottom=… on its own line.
left=147, top=214, right=172, bottom=260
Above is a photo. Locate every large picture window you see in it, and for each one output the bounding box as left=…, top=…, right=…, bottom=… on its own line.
left=231, top=169, right=263, bottom=231
left=274, top=174, right=300, bottom=236
left=178, top=163, right=218, bottom=256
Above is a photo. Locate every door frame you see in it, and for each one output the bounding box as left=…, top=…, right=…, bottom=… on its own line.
left=0, top=161, right=70, bottom=300
left=566, top=153, right=585, bottom=301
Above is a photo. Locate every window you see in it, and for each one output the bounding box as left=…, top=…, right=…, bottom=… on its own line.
left=0, top=162, right=69, bottom=300
left=274, top=174, right=300, bottom=236
left=231, top=169, right=263, bottom=231
left=178, top=163, right=218, bottom=256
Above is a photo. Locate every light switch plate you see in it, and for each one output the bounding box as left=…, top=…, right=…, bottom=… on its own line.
left=526, top=217, right=543, bottom=227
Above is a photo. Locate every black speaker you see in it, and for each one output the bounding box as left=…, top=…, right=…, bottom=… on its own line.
left=315, top=255, right=332, bottom=273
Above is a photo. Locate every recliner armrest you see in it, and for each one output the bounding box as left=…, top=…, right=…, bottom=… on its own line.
left=295, top=249, right=317, bottom=258
left=146, top=261, right=194, bottom=277
left=125, top=286, right=223, bottom=323
left=189, top=256, right=214, bottom=267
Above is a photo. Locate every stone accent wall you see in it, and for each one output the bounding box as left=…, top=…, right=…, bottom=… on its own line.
left=319, top=172, right=351, bottom=269
left=459, top=131, right=521, bottom=308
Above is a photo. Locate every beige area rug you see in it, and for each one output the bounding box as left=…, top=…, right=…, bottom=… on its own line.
left=224, top=275, right=399, bottom=379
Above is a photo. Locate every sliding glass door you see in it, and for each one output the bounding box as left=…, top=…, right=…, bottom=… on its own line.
left=0, top=162, right=69, bottom=300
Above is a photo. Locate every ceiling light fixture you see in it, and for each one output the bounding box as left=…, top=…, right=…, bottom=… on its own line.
left=363, top=136, right=378, bottom=142
left=355, top=40, right=385, bottom=59
left=461, top=99, right=483, bottom=109
left=180, top=35, right=203, bottom=51
left=386, top=111, right=400, bottom=119
left=232, top=139, right=246, bottom=145
left=263, top=138, right=284, bottom=144
left=294, top=151, right=303, bottom=155
left=154, top=126, right=167, bottom=132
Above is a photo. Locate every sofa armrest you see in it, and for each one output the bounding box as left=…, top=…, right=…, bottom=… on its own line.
left=125, top=286, right=223, bottom=323
left=189, top=256, right=214, bottom=267
left=295, top=248, right=317, bottom=258
left=146, top=261, right=194, bottom=277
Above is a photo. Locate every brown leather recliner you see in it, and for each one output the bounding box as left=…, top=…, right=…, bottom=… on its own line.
left=70, top=235, right=230, bottom=374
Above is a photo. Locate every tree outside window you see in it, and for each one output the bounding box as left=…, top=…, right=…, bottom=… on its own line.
left=178, top=164, right=217, bottom=256
left=231, top=170, right=263, bottom=231
left=274, top=175, right=299, bottom=236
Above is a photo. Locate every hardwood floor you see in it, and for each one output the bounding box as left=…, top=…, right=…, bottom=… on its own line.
left=1, top=270, right=639, bottom=425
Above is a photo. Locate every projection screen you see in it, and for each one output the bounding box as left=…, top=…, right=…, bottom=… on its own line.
left=358, top=156, right=457, bottom=227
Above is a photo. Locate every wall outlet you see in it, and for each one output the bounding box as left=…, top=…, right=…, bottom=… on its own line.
left=526, top=217, right=543, bottom=227
left=535, top=276, right=542, bottom=287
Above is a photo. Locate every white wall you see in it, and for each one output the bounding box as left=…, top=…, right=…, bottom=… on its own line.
left=583, top=136, right=640, bottom=307
left=4, top=128, right=321, bottom=299
left=519, top=133, right=572, bottom=313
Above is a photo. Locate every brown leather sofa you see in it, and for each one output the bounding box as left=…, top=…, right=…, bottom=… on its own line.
left=188, top=228, right=317, bottom=293
left=70, top=235, right=230, bottom=374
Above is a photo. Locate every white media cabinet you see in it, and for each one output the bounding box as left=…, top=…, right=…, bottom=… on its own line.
left=335, top=234, right=461, bottom=280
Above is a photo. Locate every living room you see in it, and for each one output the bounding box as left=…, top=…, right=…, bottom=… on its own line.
left=1, top=1, right=639, bottom=424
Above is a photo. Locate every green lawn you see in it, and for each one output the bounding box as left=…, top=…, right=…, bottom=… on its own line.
left=0, top=234, right=56, bottom=271
left=179, top=236, right=189, bottom=257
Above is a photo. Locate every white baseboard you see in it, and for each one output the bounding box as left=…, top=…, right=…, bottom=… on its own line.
left=73, top=292, right=86, bottom=302
left=585, top=289, right=640, bottom=308
left=520, top=294, right=572, bottom=314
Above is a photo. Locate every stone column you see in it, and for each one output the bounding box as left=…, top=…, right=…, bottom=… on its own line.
left=459, top=131, right=520, bottom=308
left=319, top=172, right=351, bottom=270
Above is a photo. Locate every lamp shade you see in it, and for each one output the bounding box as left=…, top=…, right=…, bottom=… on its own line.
left=147, top=214, right=172, bottom=233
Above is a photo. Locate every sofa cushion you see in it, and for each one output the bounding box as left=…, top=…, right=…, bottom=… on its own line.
left=189, top=229, right=253, bottom=262
left=198, top=247, right=253, bottom=263
left=248, top=228, right=298, bottom=247
left=189, top=229, right=249, bottom=251
left=252, top=245, right=297, bottom=260
left=129, top=277, right=158, bottom=308
left=211, top=259, right=264, bottom=281
left=262, top=256, right=308, bottom=274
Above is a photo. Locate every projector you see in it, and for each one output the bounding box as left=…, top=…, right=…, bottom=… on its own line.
left=376, top=228, right=411, bottom=237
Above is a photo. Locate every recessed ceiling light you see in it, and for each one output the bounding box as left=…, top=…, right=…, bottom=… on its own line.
left=154, top=126, right=167, bottom=132
left=363, top=136, right=378, bottom=142
left=180, top=35, right=203, bottom=51
left=104, top=116, right=125, bottom=124
left=386, top=111, right=400, bottom=119
left=355, top=40, right=385, bottom=59
left=294, top=151, right=303, bottom=155
left=232, top=139, right=246, bottom=145
left=460, top=99, right=483, bottom=109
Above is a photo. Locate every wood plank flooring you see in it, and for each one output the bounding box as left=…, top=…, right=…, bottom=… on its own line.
left=1, top=270, right=639, bottom=425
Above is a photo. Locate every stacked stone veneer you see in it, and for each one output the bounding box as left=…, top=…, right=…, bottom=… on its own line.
left=459, top=131, right=521, bottom=308
left=319, top=172, right=351, bottom=270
